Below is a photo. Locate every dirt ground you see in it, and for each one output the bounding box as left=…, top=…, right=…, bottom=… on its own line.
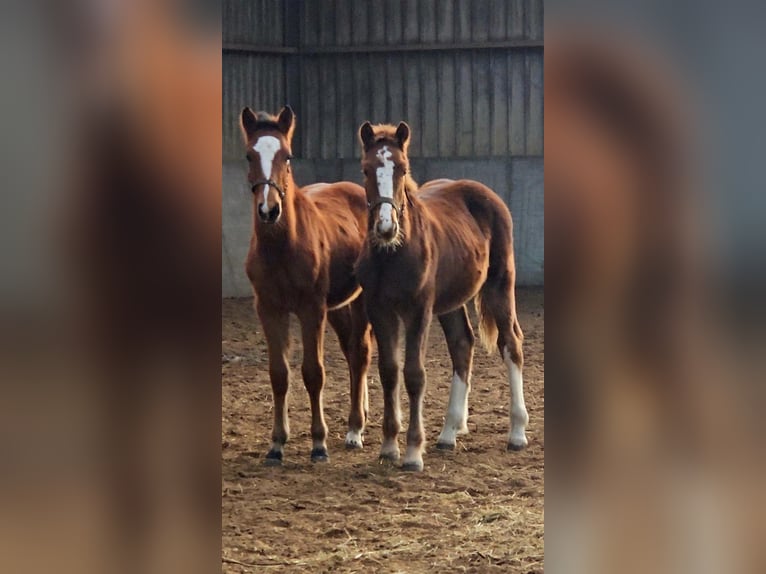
left=222, top=288, right=544, bottom=573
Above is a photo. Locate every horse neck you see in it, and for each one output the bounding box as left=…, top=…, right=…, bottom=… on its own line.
left=253, top=172, right=300, bottom=246
left=399, top=175, right=422, bottom=242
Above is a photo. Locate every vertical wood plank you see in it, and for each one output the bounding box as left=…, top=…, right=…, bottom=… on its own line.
left=438, top=53, right=456, bottom=156
left=404, top=54, right=421, bottom=156
left=471, top=0, right=490, bottom=42
left=508, top=0, right=524, bottom=39
left=302, top=0, right=318, bottom=46
left=335, top=0, right=352, bottom=46
left=370, top=54, right=387, bottom=123
left=490, top=51, right=508, bottom=155
left=419, top=0, right=436, bottom=43
left=320, top=57, right=337, bottom=159
left=455, top=0, right=472, bottom=42
left=336, top=57, right=356, bottom=158
left=509, top=51, right=526, bottom=154
left=303, top=58, right=319, bottom=158
left=456, top=53, right=473, bottom=156
left=387, top=56, right=405, bottom=124
left=403, top=0, right=419, bottom=43
left=385, top=0, right=403, bottom=44
left=421, top=54, right=438, bottom=156
left=436, top=0, right=454, bottom=43
left=488, top=0, right=506, bottom=40
left=350, top=1, right=368, bottom=45
left=352, top=54, right=372, bottom=157
left=320, top=0, right=336, bottom=46
left=369, top=1, right=386, bottom=45
left=473, top=51, right=490, bottom=155
left=526, top=0, right=543, bottom=40
left=526, top=53, right=543, bottom=155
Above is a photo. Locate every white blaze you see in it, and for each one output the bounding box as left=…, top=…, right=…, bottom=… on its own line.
left=253, top=135, right=281, bottom=214
left=504, top=346, right=529, bottom=447
left=375, top=146, right=395, bottom=231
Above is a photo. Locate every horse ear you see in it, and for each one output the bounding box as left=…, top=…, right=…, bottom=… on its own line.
left=395, top=121, right=411, bottom=151
left=277, top=105, right=296, bottom=140
left=359, top=122, right=375, bottom=150
left=241, top=107, right=258, bottom=141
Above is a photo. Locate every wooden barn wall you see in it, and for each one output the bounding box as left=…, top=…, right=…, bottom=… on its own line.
left=223, top=0, right=543, bottom=161
left=222, top=0, right=544, bottom=294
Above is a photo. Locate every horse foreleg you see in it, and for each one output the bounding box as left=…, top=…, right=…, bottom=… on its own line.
left=368, top=304, right=401, bottom=463
left=297, top=306, right=329, bottom=462
left=436, top=306, right=475, bottom=450
left=401, top=305, right=433, bottom=471
left=256, top=303, right=291, bottom=464
left=328, top=298, right=371, bottom=449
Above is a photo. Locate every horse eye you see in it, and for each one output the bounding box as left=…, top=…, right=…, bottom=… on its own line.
left=246, top=155, right=252, bottom=162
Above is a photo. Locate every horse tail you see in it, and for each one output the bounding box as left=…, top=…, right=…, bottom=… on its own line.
left=474, top=196, right=516, bottom=354
left=474, top=290, right=498, bottom=354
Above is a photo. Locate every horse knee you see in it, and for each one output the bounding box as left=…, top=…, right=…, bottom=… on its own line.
left=379, top=356, right=398, bottom=383
left=301, top=359, right=324, bottom=390
left=269, top=361, right=289, bottom=394
left=403, top=363, right=426, bottom=394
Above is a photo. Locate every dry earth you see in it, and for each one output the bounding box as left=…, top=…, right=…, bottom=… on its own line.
left=222, top=288, right=544, bottom=573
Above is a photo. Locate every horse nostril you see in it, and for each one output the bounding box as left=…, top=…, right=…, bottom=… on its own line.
left=266, top=204, right=281, bottom=222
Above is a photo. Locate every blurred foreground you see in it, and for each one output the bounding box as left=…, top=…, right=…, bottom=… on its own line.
left=0, top=2, right=221, bottom=573
left=547, top=3, right=766, bottom=573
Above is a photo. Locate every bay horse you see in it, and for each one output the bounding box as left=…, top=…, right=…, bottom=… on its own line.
left=355, top=121, right=529, bottom=471
left=240, top=106, right=372, bottom=463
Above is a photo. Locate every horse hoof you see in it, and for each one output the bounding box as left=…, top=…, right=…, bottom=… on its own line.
left=310, top=447, right=329, bottom=462
left=507, top=441, right=527, bottom=452
left=401, top=460, right=424, bottom=472
left=435, top=442, right=455, bottom=451
left=344, top=430, right=364, bottom=449
left=378, top=453, right=399, bottom=464
left=263, top=450, right=283, bottom=465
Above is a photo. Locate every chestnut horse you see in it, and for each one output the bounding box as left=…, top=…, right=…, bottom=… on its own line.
left=240, top=106, right=371, bottom=463
left=355, top=121, right=528, bottom=471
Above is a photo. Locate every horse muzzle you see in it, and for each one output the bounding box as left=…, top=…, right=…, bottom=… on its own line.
left=258, top=202, right=282, bottom=224
left=374, top=219, right=399, bottom=242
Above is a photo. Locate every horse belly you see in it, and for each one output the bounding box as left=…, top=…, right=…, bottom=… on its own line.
left=433, top=240, right=489, bottom=314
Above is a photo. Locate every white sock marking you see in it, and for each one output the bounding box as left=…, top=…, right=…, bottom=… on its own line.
left=375, top=146, right=395, bottom=232
left=253, top=135, right=281, bottom=213
left=504, top=346, right=529, bottom=447
left=438, top=371, right=470, bottom=445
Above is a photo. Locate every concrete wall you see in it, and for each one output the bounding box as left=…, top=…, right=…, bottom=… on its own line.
left=223, top=157, right=543, bottom=298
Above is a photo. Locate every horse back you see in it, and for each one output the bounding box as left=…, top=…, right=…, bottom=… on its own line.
left=303, top=181, right=368, bottom=309
left=419, top=179, right=514, bottom=313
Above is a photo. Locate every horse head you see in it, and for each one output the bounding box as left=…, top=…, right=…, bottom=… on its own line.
left=240, top=106, right=296, bottom=225
left=359, top=121, right=412, bottom=249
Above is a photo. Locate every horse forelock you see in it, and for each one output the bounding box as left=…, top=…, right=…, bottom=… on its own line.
left=252, top=111, right=281, bottom=134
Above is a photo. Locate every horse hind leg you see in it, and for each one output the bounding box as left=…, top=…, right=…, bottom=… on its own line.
left=498, top=312, right=529, bottom=451
left=328, top=297, right=372, bottom=449
left=480, top=279, right=529, bottom=450
left=436, top=306, right=475, bottom=450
